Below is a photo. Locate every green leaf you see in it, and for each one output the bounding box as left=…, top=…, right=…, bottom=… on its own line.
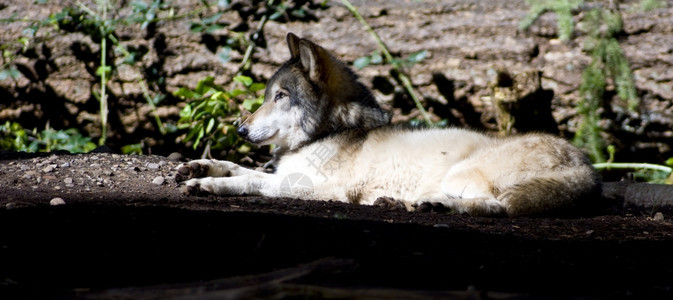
left=173, top=87, right=196, bottom=99
left=249, top=83, right=265, bottom=93
left=206, top=24, right=225, bottom=33
left=243, top=97, right=263, bottom=111
left=0, top=67, right=21, bottom=80
left=234, top=75, right=253, bottom=87
left=370, top=51, right=383, bottom=64
left=121, top=143, right=143, bottom=155
left=195, top=126, right=205, bottom=149
left=152, top=94, right=165, bottom=105
left=206, top=118, right=215, bottom=133
left=202, top=13, right=222, bottom=25
left=238, top=143, right=251, bottom=154
left=269, top=11, right=284, bottom=21
left=131, top=0, right=149, bottom=11
left=164, top=123, right=178, bottom=133
left=217, top=46, right=232, bottom=64
left=407, top=50, right=428, bottom=64
left=195, top=76, right=216, bottom=94
left=210, top=91, right=225, bottom=101
left=96, top=65, right=111, bottom=77
left=218, top=0, right=230, bottom=8
left=291, top=8, right=307, bottom=19
left=189, top=23, right=204, bottom=33
left=230, top=89, right=247, bottom=98
left=353, top=56, right=370, bottom=69
left=665, top=157, right=673, bottom=167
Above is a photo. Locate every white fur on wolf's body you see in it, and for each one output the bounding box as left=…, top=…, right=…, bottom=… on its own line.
left=184, top=126, right=597, bottom=216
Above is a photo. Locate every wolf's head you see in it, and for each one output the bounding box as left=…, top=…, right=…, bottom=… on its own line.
left=237, top=33, right=390, bottom=152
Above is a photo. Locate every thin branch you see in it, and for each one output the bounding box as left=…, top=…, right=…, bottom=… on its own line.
left=238, top=14, right=268, bottom=74
left=339, top=0, right=433, bottom=126
left=109, top=35, right=167, bottom=135
left=594, top=162, right=672, bottom=174
left=97, top=0, right=108, bottom=146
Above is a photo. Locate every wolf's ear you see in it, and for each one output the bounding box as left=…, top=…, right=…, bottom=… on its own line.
left=286, top=33, right=322, bottom=82
left=297, top=40, right=322, bottom=82
left=287, top=33, right=301, bottom=59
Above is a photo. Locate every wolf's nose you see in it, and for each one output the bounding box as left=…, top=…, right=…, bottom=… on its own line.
left=237, top=126, right=249, bottom=138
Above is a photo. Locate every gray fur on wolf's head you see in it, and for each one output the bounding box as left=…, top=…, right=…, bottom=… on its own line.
left=237, top=33, right=390, bottom=152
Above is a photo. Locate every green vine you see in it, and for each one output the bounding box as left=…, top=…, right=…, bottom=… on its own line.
left=521, top=0, right=639, bottom=163
left=340, top=0, right=433, bottom=126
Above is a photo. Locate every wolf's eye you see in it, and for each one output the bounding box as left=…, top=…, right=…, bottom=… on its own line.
left=274, top=91, right=287, bottom=102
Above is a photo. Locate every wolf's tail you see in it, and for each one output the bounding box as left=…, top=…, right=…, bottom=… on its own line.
left=499, top=166, right=602, bottom=217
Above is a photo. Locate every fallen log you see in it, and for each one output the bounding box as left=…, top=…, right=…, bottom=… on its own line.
left=602, top=181, right=673, bottom=213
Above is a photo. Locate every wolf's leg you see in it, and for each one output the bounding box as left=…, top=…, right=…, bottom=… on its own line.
left=175, top=159, right=259, bottom=182
left=417, top=168, right=507, bottom=216
left=181, top=171, right=283, bottom=197
left=415, top=196, right=505, bottom=216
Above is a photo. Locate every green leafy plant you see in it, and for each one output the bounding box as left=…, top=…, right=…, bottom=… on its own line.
left=519, top=0, right=584, bottom=41
left=36, top=0, right=217, bottom=147
left=0, top=121, right=97, bottom=153
left=520, top=1, right=638, bottom=162
left=0, top=11, right=43, bottom=81
left=174, top=75, right=265, bottom=159
left=520, top=0, right=671, bottom=183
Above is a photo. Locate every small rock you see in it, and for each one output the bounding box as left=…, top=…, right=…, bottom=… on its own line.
left=654, top=212, right=665, bottom=222
left=20, top=165, right=29, bottom=171
left=90, top=163, right=102, bottom=168
left=42, top=164, right=58, bottom=173
left=50, top=198, right=66, bottom=206
left=64, top=177, right=73, bottom=184
left=6, top=202, right=17, bottom=209
left=60, top=162, right=71, bottom=168
left=151, top=176, right=165, bottom=185
left=147, top=163, right=160, bottom=170
left=167, top=152, right=184, bottom=162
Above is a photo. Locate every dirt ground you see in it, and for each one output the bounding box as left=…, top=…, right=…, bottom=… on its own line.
left=1, top=150, right=673, bottom=299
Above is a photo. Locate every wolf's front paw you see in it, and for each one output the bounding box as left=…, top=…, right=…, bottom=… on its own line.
left=175, top=161, right=211, bottom=183
left=374, top=197, right=408, bottom=211
left=413, top=201, right=450, bottom=213
left=179, top=178, right=213, bottom=196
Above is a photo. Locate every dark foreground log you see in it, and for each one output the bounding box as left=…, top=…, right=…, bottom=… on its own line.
left=603, top=181, right=673, bottom=213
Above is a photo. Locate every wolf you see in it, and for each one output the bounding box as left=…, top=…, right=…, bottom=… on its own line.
left=175, top=32, right=601, bottom=217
